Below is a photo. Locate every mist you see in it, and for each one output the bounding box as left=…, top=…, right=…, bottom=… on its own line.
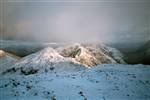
left=0, top=0, right=150, bottom=44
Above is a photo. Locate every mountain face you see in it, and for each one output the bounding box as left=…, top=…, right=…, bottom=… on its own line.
left=82, top=43, right=126, bottom=64
left=0, top=50, right=20, bottom=73
left=57, top=43, right=126, bottom=66
left=3, top=47, right=85, bottom=75
left=2, top=43, right=126, bottom=75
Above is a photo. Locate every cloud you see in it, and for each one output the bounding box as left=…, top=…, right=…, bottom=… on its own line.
left=1, top=0, right=150, bottom=43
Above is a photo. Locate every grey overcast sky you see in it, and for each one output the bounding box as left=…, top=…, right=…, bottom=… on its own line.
left=0, top=0, right=150, bottom=43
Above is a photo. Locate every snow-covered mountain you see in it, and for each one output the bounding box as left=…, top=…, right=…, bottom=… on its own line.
left=0, top=50, right=20, bottom=74
left=2, top=43, right=126, bottom=75
left=57, top=43, right=125, bottom=66
left=82, top=43, right=126, bottom=64
left=3, top=47, right=85, bottom=75
left=0, top=43, right=150, bottom=100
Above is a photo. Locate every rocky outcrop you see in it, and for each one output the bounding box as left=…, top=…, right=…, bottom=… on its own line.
left=57, top=43, right=125, bottom=66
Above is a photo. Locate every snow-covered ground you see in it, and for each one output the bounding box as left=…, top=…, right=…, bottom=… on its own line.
left=0, top=43, right=150, bottom=100
left=0, top=64, right=150, bottom=100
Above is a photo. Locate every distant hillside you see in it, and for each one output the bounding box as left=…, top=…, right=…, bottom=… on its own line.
left=121, top=40, right=150, bottom=64
left=0, top=50, right=20, bottom=73
left=137, top=40, right=150, bottom=64
left=0, top=40, right=66, bottom=57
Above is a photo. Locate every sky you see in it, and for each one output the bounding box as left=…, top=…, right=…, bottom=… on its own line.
left=0, top=0, right=150, bottom=43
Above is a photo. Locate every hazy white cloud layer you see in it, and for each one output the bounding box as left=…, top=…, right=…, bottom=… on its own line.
left=0, top=0, right=150, bottom=43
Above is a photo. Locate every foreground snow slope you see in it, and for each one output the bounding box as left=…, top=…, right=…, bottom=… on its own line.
left=0, top=64, right=150, bottom=100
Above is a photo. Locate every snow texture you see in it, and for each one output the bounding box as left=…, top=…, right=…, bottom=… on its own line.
left=0, top=64, right=150, bottom=100
left=0, top=44, right=149, bottom=100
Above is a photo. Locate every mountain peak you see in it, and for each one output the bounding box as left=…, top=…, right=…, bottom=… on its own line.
left=56, top=43, right=126, bottom=66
